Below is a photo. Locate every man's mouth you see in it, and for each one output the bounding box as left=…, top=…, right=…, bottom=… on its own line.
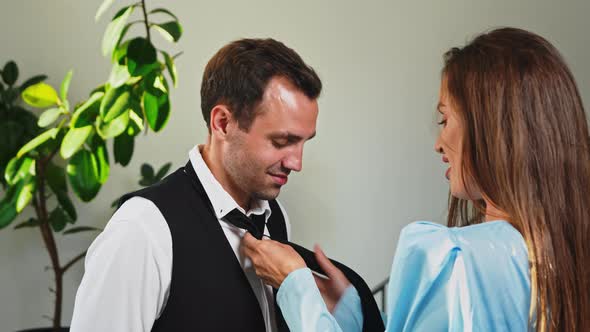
left=269, top=173, right=288, bottom=185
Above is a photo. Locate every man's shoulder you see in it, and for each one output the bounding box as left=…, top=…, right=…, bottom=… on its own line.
left=106, top=196, right=171, bottom=246
left=114, top=196, right=165, bottom=223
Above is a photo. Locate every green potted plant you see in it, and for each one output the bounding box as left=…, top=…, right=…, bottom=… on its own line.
left=0, top=1, right=183, bottom=331
left=0, top=60, right=47, bottom=191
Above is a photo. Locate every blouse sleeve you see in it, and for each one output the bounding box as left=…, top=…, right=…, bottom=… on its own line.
left=385, top=221, right=473, bottom=332
left=277, top=267, right=347, bottom=332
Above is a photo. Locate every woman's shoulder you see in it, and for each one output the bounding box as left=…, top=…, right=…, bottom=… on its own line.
left=388, top=221, right=531, bottom=331
left=397, top=220, right=528, bottom=265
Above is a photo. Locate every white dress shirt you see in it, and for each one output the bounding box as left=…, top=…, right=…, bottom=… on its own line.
left=70, top=146, right=291, bottom=332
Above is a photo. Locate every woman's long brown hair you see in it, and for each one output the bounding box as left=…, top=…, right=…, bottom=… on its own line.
left=443, top=28, right=590, bottom=331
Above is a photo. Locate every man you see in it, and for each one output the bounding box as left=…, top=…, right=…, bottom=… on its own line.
left=70, top=38, right=322, bottom=332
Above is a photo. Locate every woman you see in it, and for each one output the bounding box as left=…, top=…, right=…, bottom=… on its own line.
left=243, top=27, right=590, bottom=331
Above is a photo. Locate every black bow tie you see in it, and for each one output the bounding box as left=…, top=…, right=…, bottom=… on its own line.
left=224, top=209, right=267, bottom=239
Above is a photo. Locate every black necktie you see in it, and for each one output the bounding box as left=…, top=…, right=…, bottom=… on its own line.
left=224, top=208, right=385, bottom=332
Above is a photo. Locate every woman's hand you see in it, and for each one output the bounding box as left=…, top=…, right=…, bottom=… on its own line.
left=312, top=245, right=352, bottom=312
left=242, top=232, right=306, bottom=288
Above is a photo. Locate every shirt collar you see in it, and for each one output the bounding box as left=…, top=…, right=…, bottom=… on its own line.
left=188, top=145, right=271, bottom=222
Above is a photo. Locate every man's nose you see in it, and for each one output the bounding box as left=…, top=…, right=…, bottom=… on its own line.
left=283, top=146, right=303, bottom=172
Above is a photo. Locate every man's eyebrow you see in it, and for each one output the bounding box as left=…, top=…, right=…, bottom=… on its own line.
left=268, top=131, right=316, bottom=141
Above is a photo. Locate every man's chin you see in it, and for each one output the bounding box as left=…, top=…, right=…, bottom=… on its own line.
left=253, top=187, right=281, bottom=201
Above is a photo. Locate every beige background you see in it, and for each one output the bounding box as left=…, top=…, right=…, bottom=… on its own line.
left=1, top=0, right=589, bottom=329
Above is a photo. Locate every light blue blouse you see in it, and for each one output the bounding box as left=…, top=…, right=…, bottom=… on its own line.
left=277, top=221, right=531, bottom=331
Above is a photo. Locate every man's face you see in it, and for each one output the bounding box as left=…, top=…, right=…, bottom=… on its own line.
left=223, top=76, right=319, bottom=202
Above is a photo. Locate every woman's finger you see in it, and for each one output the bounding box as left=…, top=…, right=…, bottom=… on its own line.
left=313, top=273, right=328, bottom=292
left=314, top=245, right=341, bottom=278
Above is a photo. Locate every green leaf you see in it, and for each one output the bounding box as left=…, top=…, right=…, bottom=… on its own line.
left=22, top=83, right=60, bottom=108
left=114, top=131, right=134, bottom=166
left=60, top=125, right=93, bottom=159
left=13, top=218, right=40, bottom=230
left=97, top=109, right=129, bottom=139
left=55, top=190, right=77, bottom=221
left=115, top=22, right=137, bottom=51
left=91, top=136, right=110, bottom=184
left=0, top=202, right=17, bottom=228
left=128, top=106, right=144, bottom=135
left=45, top=162, right=77, bottom=221
left=139, top=178, right=153, bottom=187
left=11, top=107, right=41, bottom=139
left=49, top=207, right=70, bottom=232
left=71, top=92, right=103, bottom=128
left=155, top=162, right=172, bottom=180
left=161, top=51, right=177, bottom=87
left=126, top=37, right=157, bottom=77
left=45, top=162, right=66, bottom=193
left=91, top=85, right=106, bottom=95
left=142, top=91, right=170, bottom=132
left=40, top=129, right=65, bottom=156
left=149, top=8, right=178, bottom=20
left=67, top=149, right=101, bottom=202
left=3, top=86, right=19, bottom=105
left=16, top=128, right=60, bottom=158
left=142, top=91, right=158, bottom=128
left=100, top=85, right=130, bottom=122
left=63, top=226, right=102, bottom=235
left=108, top=63, right=130, bottom=88
left=5, top=156, right=35, bottom=186
left=0, top=186, right=18, bottom=229
left=141, top=163, right=154, bottom=179
left=19, top=75, right=47, bottom=92
left=37, top=107, right=62, bottom=127
left=95, top=0, right=115, bottom=21
left=152, top=21, right=183, bottom=42
left=16, top=176, right=36, bottom=213
left=102, top=5, right=134, bottom=57
left=60, top=70, right=73, bottom=102
left=2, top=61, right=18, bottom=85
left=112, top=40, right=129, bottom=64
left=154, top=75, right=168, bottom=94
left=0, top=121, right=24, bottom=168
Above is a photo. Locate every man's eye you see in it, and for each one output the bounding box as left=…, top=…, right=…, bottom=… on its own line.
left=272, top=140, right=288, bottom=148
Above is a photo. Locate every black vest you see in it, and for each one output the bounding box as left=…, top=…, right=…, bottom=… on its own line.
left=118, top=162, right=288, bottom=331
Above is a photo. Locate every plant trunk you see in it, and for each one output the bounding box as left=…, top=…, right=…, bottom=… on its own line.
left=40, top=221, right=63, bottom=331
left=35, top=161, right=63, bottom=331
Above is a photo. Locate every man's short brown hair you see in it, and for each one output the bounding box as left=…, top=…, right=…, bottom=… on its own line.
left=200, top=38, right=322, bottom=131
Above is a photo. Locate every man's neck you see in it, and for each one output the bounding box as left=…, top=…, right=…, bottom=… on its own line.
left=200, top=144, right=251, bottom=211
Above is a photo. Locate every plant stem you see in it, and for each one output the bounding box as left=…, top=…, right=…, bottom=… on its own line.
left=172, top=51, right=184, bottom=59
left=141, top=0, right=151, bottom=42
left=62, top=251, right=87, bottom=274
left=36, top=158, right=63, bottom=331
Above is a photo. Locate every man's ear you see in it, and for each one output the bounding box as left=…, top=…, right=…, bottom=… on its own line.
left=210, top=105, right=233, bottom=139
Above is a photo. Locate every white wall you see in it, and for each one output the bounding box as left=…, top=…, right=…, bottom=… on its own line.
left=1, top=0, right=589, bottom=329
